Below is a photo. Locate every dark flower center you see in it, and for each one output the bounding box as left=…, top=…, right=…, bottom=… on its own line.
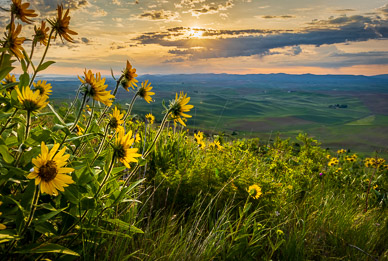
left=39, top=160, right=58, bottom=182
left=34, top=85, right=45, bottom=95
left=114, top=144, right=126, bottom=159
left=109, top=117, right=118, bottom=129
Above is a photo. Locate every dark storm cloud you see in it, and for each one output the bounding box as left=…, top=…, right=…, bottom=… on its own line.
left=133, top=14, right=388, bottom=60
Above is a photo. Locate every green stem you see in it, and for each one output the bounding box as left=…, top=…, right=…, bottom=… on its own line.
left=92, top=124, right=110, bottom=164
left=0, top=14, right=14, bottom=67
left=21, top=186, right=40, bottom=235
left=69, top=92, right=87, bottom=132
left=123, top=93, right=138, bottom=122
left=6, top=186, right=40, bottom=253
left=0, top=108, right=18, bottom=135
left=364, top=166, right=378, bottom=212
left=24, top=110, right=31, bottom=141
left=142, top=112, right=169, bottom=159
left=29, top=29, right=54, bottom=87
left=64, top=85, right=82, bottom=120
left=97, top=75, right=123, bottom=125
left=74, top=100, right=95, bottom=156
left=123, top=112, right=170, bottom=187
left=94, top=155, right=116, bottom=198
left=25, top=42, right=35, bottom=71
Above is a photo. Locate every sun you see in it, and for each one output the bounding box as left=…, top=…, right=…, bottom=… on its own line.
left=188, top=28, right=204, bottom=38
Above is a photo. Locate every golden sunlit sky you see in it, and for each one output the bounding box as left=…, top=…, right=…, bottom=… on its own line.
left=1, top=0, right=388, bottom=75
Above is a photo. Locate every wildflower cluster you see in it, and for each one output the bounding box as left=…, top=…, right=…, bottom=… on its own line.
left=345, top=154, right=358, bottom=162
left=328, top=157, right=339, bottom=166
left=337, top=149, right=347, bottom=154
left=364, top=157, right=386, bottom=168
left=0, top=2, right=194, bottom=257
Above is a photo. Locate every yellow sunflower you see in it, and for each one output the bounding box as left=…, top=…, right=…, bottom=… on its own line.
left=108, top=106, right=124, bottom=132
left=78, top=70, right=114, bottom=107
left=121, top=61, right=138, bottom=91
left=1, top=73, right=17, bottom=92
left=113, top=129, right=142, bottom=168
left=137, top=80, right=154, bottom=103
left=75, top=124, right=84, bottom=135
left=16, top=87, right=48, bottom=112
left=248, top=184, right=262, bottom=199
left=34, top=21, right=50, bottom=46
left=4, top=23, right=26, bottom=59
left=48, top=4, right=77, bottom=43
left=145, top=113, right=155, bottom=124
left=168, top=92, right=193, bottom=127
left=27, top=142, right=74, bottom=196
left=11, top=0, right=38, bottom=24
left=194, top=131, right=203, bottom=143
left=1, top=73, right=16, bottom=85
left=32, top=80, right=52, bottom=97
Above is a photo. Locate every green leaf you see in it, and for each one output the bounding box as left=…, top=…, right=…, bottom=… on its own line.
left=0, top=66, right=14, bottom=81
left=34, top=206, right=68, bottom=224
left=15, top=243, right=79, bottom=256
left=47, top=103, right=66, bottom=125
left=80, top=196, right=96, bottom=210
left=104, top=218, right=143, bottom=234
left=0, top=230, right=17, bottom=243
left=19, top=72, right=29, bottom=87
left=63, top=185, right=80, bottom=204
left=81, top=226, right=133, bottom=238
left=20, top=59, right=27, bottom=72
left=37, top=61, right=55, bottom=72
left=0, top=145, right=14, bottom=163
left=21, top=180, right=36, bottom=211
left=0, top=82, right=18, bottom=91
left=111, top=68, right=116, bottom=80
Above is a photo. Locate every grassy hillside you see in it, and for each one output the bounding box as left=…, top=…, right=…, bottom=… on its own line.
left=47, top=74, right=388, bottom=155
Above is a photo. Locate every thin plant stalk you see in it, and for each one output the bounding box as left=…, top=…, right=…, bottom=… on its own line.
left=94, top=155, right=116, bottom=198
left=123, top=93, right=138, bottom=122
left=97, top=75, right=123, bottom=125
left=92, top=124, right=110, bottom=164
left=24, top=110, right=32, bottom=141
left=74, top=100, right=95, bottom=156
left=0, top=108, right=18, bottom=135
left=364, top=166, right=378, bottom=212
left=142, top=112, right=169, bottom=159
left=25, top=42, right=35, bottom=70
left=6, top=186, right=40, bottom=254
left=69, top=92, right=87, bottom=132
left=64, top=85, right=82, bottom=120
left=124, top=112, right=170, bottom=187
left=29, top=28, right=54, bottom=87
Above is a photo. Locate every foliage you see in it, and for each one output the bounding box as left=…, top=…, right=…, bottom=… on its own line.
left=0, top=2, right=387, bottom=261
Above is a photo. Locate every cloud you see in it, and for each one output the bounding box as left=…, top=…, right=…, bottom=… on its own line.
left=292, top=46, right=302, bottom=55
left=188, top=1, right=234, bottom=17
left=335, top=9, right=356, bottom=12
left=262, top=15, right=295, bottom=19
left=136, top=9, right=180, bottom=21
left=379, top=4, right=388, bottom=16
left=31, top=0, right=90, bottom=15
left=81, top=37, right=91, bottom=44
left=133, top=14, right=388, bottom=61
left=112, top=0, right=121, bottom=6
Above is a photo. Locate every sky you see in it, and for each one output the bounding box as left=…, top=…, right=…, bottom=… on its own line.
left=1, top=0, right=388, bottom=76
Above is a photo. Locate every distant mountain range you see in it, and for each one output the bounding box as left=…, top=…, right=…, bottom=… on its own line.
left=38, top=73, right=388, bottom=83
